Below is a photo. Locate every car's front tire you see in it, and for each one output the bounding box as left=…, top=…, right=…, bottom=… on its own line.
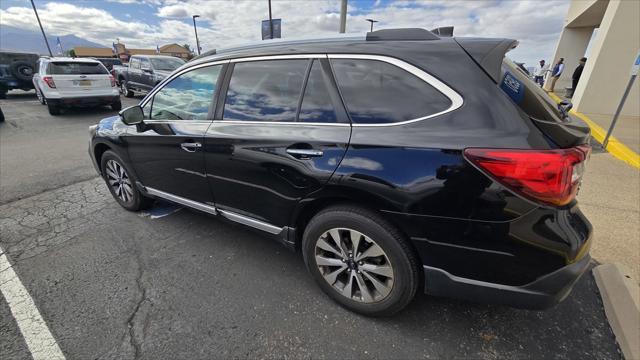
left=120, top=81, right=134, bottom=98
left=302, top=205, right=420, bottom=316
left=100, top=150, right=153, bottom=211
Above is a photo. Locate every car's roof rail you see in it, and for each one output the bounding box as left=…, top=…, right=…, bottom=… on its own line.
left=365, top=28, right=440, bottom=41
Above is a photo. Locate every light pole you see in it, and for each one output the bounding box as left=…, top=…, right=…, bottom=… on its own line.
left=339, top=0, right=347, bottom=33
left=267, top=0, right=274, bottom=39
left=192, top=15, right=201, bottom=55
left=366, top=18, right=378, bottom=32
left=30, top=0, right=53, bottom=56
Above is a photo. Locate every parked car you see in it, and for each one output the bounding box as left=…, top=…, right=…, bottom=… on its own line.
left=92, top=57, right=122, bottom=72
left=115, top=55, right=185, bottom=97
left=89, top=28, right=593, bottom=316
left=33, top=57, right=120, bottom=115
left=0, top=51, right=39, bottom=98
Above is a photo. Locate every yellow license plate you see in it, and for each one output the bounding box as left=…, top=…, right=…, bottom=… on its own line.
left=79, top=80, right=91, bottom=86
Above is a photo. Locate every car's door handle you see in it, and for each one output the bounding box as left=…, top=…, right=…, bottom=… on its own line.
left=286, top=148, right=324, bottom=159
left=180, top=142, right=202, bottom=152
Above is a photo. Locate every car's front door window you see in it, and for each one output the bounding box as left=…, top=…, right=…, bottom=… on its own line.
left=150, top=65, right=222, bottom=121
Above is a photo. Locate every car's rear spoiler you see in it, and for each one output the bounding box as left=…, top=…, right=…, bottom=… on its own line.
left=455, top=38, right=518, bottom=83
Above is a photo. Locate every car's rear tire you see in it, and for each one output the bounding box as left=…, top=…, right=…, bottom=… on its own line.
left=100, top=150, right=153, bottom=211
left=121, top=81, right=134, bottom=98
left=111, top=99, right=122, bottom=111
left=36, top=89, right=46, bottom=105
left=47, top=103, right=61, bottom=115
left=302, top=205, right=420, bottom=316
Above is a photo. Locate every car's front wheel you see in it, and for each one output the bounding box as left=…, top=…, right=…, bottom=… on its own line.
left=100, top=150, right=153, bottom=211
left=111, top=98, right=122, bottom=111
left=302, top=205, right=420, bottom=316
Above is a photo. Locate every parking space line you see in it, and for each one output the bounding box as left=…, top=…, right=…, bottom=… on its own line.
left=0, top=247, right=66, bottom=360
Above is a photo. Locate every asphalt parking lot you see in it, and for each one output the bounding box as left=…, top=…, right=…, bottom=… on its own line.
left=0, top=91, right=622, bottom=359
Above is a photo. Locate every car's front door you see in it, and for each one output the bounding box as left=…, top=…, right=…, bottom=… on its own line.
left=138, top=58, right=154, bottom=91
left=128, top=57, right=141, bottom=87
left=125, top=63, right=225, bottom=203
left=204, top=57, right=351, bottom=229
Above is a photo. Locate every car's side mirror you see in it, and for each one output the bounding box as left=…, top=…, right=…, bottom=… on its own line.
left=142, top=67, right=153, bottom=74
left=119, top=105, right=144, bottom=125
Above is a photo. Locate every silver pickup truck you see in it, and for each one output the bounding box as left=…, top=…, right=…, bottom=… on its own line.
left=114, top=55, right=185, bottom=97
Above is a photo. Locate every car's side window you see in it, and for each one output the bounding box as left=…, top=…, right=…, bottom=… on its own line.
left=222, top=59, right=307, bottom=122
left=298, top=60, right=338, bottom=123
left=139, top=58, right=150, bottom=70
left=150, top=65, right=221, bottom=121
left=130, top=58, right=140, bottom=70
left=330, top=59, right=452, bottom=124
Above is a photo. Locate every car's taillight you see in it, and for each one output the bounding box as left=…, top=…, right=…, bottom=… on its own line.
left=109, top=75, right=116, bottom=87
left=464, top=145, right=591, bottom=206
left=43, top=76, right=56, bottom=88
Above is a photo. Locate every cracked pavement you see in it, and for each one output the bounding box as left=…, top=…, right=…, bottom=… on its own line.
left=0, top=92, right=622, bottom=359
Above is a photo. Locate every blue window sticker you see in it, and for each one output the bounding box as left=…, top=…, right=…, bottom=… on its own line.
left=500, top=71, right=525, bottom=104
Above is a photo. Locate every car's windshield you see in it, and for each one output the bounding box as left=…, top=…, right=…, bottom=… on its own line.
left=48, top=62, right=108, bottom=75
left=150, top=58, right=185, bottom=71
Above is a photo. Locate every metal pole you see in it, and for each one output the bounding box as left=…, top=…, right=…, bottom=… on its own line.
left=339, top=0, right=347, bottom=33
left=602, top=74, right=637, bottom=148
left=366, top=19, right=377, bottom=32
left=30, top=0, right=53, bottom=56
left=192, top=15, right=201, bottom=55
left=268, top=0, right=273, bottom=39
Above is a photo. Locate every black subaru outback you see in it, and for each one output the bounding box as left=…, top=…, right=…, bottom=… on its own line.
left=89, top=28, right=592, bottom=316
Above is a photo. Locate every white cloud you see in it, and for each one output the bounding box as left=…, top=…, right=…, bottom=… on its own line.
left=0, top=0, right=570, bottom=66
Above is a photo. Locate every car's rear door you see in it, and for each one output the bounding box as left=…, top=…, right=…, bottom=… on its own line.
left=204, top=56, right=351, bottom=230
left=48, top=61, right=112, bottom=97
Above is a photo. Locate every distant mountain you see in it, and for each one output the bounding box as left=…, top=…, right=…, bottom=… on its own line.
left=0, top=25, right=107, bottom=55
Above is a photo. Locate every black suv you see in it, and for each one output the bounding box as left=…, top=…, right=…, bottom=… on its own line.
left=89, top=28, right=593, bottom=316
left=0, top=51, right=39, bottom=98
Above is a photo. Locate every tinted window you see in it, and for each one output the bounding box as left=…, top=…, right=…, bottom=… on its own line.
left=150, top=57, right=185, bottom=71
left=130, top=58, right=140, bottom=69
left=48, top=62, right=108, bottom=75
left=331, top=59, right=451, bottom=124
left=299, top=60, right=337, bottom=123
left=151, top=65, right=221, bottom=121
left=223, top=60, right=307, bottom=122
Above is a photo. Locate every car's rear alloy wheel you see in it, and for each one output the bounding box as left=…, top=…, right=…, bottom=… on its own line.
left=303, top=205, right=419, bottom=316
left=315, top=228, right=394, bottom=303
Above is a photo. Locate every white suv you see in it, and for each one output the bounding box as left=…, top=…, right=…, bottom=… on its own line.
left=33, top=57, right=120, bottom=115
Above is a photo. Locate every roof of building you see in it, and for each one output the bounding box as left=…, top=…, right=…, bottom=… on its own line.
left=73, top=47, right=114, bottom=57
left=160, top=43, right=190, bottom=53
left=128, top=48, right=157, bottom=55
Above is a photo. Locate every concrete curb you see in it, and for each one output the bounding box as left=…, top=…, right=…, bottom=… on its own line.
left=592, top=263, right=640, bottom=360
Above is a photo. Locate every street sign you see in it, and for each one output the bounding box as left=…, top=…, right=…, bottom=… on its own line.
left=631, top=50, right=640, bottom=76
left=261, top=19, right=281, bottom=40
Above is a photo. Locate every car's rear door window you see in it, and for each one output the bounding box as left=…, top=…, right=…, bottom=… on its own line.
left=223, top=59, right=307, bottom=122
left=48, top=62, right=109, bottom=75
left=330, top=59, right=451, bottom=124
left=150, top=65, right=222, bottom=121
left=298, top=60, right=338, bottom=123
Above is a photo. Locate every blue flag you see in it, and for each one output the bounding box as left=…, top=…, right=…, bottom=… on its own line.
left=56, top=37, right=63, bottom=55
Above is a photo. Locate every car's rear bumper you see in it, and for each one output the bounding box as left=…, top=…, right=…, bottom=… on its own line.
left=423, top=254, right=591, bottom=309
left=47, top=94, right=119, bottom=107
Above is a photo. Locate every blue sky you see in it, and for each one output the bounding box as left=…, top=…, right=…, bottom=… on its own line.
left=0, top=0, right=571, bottom=67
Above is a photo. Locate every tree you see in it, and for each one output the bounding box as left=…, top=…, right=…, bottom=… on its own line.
left=65, top=49, right=76, bottom=57
left=183, top=44, right=192, bottom=53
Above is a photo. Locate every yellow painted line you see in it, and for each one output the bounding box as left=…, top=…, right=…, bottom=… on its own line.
left=548, top=92, right=640, bottom=169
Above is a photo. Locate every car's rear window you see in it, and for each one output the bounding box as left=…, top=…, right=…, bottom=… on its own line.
left=500, top=58, right=563, bottom=122
left=48, top=62, right=108, bottom=75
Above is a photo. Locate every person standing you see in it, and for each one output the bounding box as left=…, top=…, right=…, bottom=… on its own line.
left=569, top=57, right=587, bottom=98
left=533, top=59, right=549, bottom=87
left=547, top=57, right=564, bottom=92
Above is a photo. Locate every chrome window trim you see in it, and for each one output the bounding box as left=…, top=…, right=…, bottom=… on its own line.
left=328, top=54, right=464, bottom=127
left=140, top=54, right=463, bottom=127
